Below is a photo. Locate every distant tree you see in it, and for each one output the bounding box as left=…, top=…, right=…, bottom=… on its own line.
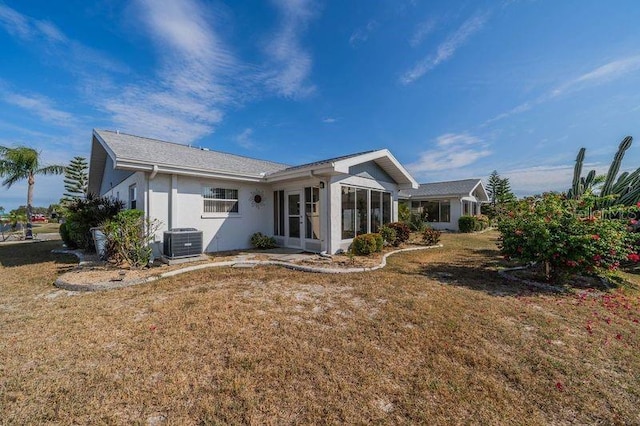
left=0, top=146, right=65, bottom=238
left=485, top=170, right=516, bottom=219
left=62, top=156, right=88, bottom=203
left=487, top=171, right=502, bottom=207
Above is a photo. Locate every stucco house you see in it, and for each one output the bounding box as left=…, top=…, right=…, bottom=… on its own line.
left=398, top=179, right=489, bottom=231
left=88, top=129, right=418, bottom=255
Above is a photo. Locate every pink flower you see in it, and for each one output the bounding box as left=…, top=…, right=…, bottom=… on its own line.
left=628, top=253, right=640, bottom=263
left=593, top=254, right=602, bottom=261
left=556, top=381, right=564, bottom=391
left=591, top=234, right=600, bottom=241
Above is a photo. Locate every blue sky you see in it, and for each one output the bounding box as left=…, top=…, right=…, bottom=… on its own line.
left=1, top=0, right=640, bottom=211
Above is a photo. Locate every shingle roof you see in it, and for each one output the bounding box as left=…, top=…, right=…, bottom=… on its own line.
left=94, top=129, right=289, bottom=177
left=399, top=179, right=481, bottom=198
left=277, top=150, right=377, bottom=173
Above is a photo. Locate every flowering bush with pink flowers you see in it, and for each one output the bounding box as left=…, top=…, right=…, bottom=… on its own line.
left=498, top=193, right=637, bottom=281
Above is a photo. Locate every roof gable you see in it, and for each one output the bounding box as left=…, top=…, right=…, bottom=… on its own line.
left=399, top=179, right=488, bottom=200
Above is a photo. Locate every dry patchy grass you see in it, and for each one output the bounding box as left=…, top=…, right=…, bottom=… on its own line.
left=1, top=233, right=639, bottom=424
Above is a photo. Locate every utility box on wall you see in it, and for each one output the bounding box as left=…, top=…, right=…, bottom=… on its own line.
left=163, top=228, right=203, bottom=259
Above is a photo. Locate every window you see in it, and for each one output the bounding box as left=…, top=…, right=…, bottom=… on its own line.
left=273, top=190, right=285, bottom=236
left=305, top=187, right=320, bottom=239
left=341, top=186, right=356, bottom=239
left=382, top=192, right=391, bottom=224
left=203, top=187, right=239, bottom=213
left=410, top=200, right=451, bottom=222
left=341, top=185, right=392, bottom=239
left=423, top=201, right=439, bottom=222
left=440, top=201, right=450, bottom=222
left=370, top=190, right=382, bottom=233
left=129, top=184, right=137, bottom=210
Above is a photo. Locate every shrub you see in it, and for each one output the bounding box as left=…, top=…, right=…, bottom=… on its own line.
left=373, top=233, right=384, bottom=252
left=352, top=233, right=382, bottom=255
left=102, top=209, right=160, bottom=269
left=398, top=203, right=411, bottom=223
left=407, top=211, right=428, bottom=232
left=422, top=228, right=441, bottom=245
left=59, top=222, right=75, bottom=248
left=64, top=194, right=124, bottom=251
left=378, top=225, right=397, bottom=247
left=250, top=232, right=277, bottom=249
left=458, top=216, right=477, bottom=233
left=477, top=214, right=491, bottom=229
left=498, top=193, right=633, bottom=280
left=387, top=222, right=410, bottom=246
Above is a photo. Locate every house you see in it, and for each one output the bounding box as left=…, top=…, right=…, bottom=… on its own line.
left=398, top=179, right=489, bottom=231
left=88, top=129, right=418, bottom=255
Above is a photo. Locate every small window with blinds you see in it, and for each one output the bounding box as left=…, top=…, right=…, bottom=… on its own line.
left=202, top=187, right=239, bottom=213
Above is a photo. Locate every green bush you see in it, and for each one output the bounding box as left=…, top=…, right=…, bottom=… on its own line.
left=352, top=233, right=383, bottom=255
left=64, top=194, right=124, bottom=251
left=458, top=216, right=477, bottom=233
left=407, top=211, right=428, bottom=232
left=250, top=232, right=277, bottom=249
left=387, top=222, right=411, bottom=246
left=378, top=225, right=397, bottom=247
left=422, top=228, right=441, bottom=245
left=398, top=203, right=411, bottom=223
left=373, top=233, right=384, bottom=252
left=59, top=222, right=75, bottom=248
left=102, top=209, right=160, bottom=269
left=498, top=193, right=633, bottom=280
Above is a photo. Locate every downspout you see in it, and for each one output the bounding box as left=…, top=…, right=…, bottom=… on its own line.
left=147, top=165, right=159, bottom=258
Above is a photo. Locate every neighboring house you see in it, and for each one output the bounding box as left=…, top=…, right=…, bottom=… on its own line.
left=88, top=129, right=418, bottom=255
left=399, top=179, right=489, bottom=231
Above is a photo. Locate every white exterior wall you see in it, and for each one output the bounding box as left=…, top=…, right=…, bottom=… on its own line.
left=328, top=174, right=399, bottom=254
left=147, top=174, right=273, bottom=252
left=102, top=171, right=146, bottom=208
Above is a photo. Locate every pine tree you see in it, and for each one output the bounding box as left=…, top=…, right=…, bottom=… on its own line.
left=62, top=156, right=88, bottom=203
left=486, top=170, right=502, bottom=206
left=496, top=177, right=516, bottom=204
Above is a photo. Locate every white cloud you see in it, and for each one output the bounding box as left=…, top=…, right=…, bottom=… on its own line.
left=349, top=20, right=378, bottom=47
left=2, top=92, right=77, bottom=127
left=235, top=128, right=255, bottom=149
left=503, top=163, right=610, bottom=196
left=550, top=55, right=640, bottom=98
left=322, top=117, right=338, bottom=123
left=262, top=0, right=317, bottom=98
left=407, top=133, right=491, bottom=174
left=95, top=0, right=240, bottom=143
left=0, top=4, right=36, bottom=39
left=409, top=17, right=437, bottom=47
left=400, top=12, right=489, bottom=85
left=0, top=4, right=125, bottom=73
left=483, top=55, right=640, bottom=126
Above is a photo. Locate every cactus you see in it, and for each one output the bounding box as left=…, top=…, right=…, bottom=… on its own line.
left=569, top=148, right=586, bottom=199
left=601, top=136, right=633, bottom=197
left=567, top=136, right=640, bottom=207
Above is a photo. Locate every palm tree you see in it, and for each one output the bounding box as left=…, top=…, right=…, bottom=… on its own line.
left=0, top=146, right=65, bottom=239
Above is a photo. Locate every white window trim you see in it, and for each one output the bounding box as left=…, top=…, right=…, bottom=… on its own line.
left=340, top=184, right=392, bottom=241
left=201, top=186, right=241, bottom=218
